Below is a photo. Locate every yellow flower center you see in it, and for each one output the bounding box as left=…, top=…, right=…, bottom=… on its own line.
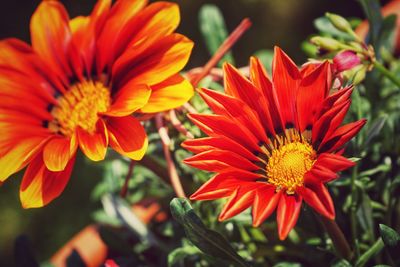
left=48, top=80, right=111, bottom=136
left=265, top=133, right=316, bottom=194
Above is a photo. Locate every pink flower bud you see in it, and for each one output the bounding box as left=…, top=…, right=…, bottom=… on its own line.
left=333, top=50, right=361, bottom=72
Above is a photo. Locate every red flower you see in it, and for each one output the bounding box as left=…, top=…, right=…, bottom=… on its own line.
left=183, top=47, right=366, bottom=240
left=0, top=0, right=193, bottom=208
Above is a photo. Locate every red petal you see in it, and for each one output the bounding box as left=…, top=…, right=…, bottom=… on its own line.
left=107, top=116, right=148, bottom=160
left=77, top=120, right=108, bottom=161
left=199, top=88, right=268, bottom=143
left=298, top=183, right=335, bottom=220
left=43, top=135, right=77, bottom=171
left=312, top=100, right=351, bottom=146
left=315, top=86, right=353, bottom=120
left=183, top=149, right=260, bottom=172
left=314, top=153, right=355, bottom=173
left=224, top=62, right=277, bottom=135
left=190, top=172, right=257, bottom=201
left=219, top=184, right=259, bottom=221
left=182, top=136, right=259, bottom=162
left=249, top=57, right=283, bottom=134
left=306, top=165, right=338, bottom=184
left=297, top=61, right=331, bottom=132
left=319, top=119, right=367, bottom=153
left=272, top=47, right=301, bottom=129
left=187, top=113, right=261, bottom=153
left=20, top=154, right=75, bottom=208
left=276, top=193, right=302, bottom=240
left=252, top=186, right=281, bottom=227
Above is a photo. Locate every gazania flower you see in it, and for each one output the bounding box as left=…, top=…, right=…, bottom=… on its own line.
left=183, top=47, right=366, bottom=240
left=0, top=0, right=193, bottom=208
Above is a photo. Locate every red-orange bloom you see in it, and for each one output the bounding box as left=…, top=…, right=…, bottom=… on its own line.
left=183, top=47, right=366, bottom=240
left=0, top=0, right=193, bottom=208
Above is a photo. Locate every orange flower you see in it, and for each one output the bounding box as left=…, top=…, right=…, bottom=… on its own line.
left=183, top=47, right=366, bottom=240
left=0, top=0, right=193, bottom=208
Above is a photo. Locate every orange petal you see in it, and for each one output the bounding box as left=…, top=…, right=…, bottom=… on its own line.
left=43, top=135, right=78, bottom=172
left=298, top=184, right=335, bottom=220
left=30, top=1, right=77, bottom=78
left=113, top=1, right=180, bottom=61
left=77, top=120, right=108, bottom=161
left=96, top=0, right=147, bottom=71
left=276, top=194, right=302, bottom=240
left=140, top=74, right=193, bottom=113
left=20, top=154, right=75, bottom=209
left=0, top=136, right=49, bottom=182
left=112, top=33, right=193, bottom=87
left=107, top=116, right=148, bottom=160
left=105, top=83, right=151, bottom=117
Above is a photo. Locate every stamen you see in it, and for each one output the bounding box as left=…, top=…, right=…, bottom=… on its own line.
left=48, top=80, right=111, bottom=136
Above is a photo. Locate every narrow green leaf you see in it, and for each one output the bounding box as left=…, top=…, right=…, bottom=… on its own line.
left=331, top=259, right=352, bottom=267
left=364, top=114, right=387, bottom=146
left=170, top=198, right=251, bottom=267
left=168, top=246, right=200, bottom=267
left=314, top=17, right=353, bottom=39
left=379, top=224, right=400, bottom=264
left=358, top=0, right=383, bottom=46
left=199, top=4, right=234, bottom=66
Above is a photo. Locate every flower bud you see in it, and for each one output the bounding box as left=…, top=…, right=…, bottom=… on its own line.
left=344, top=65, right=367, bottom=85
left=333, top=50, right=361, bottom=72
left=310, top=36, right=342, bottom=51
left=326, top=13, right=353, bottom=33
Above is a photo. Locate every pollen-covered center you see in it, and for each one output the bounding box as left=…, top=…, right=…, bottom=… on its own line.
left=266, top=140, right=316, bottom=194
left=48, top=80, right=111, bottom=136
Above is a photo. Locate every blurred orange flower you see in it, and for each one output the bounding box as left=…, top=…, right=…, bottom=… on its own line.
left=0, top=0, right=193, bottom=208
left=183, top=47, right=365, bottom=240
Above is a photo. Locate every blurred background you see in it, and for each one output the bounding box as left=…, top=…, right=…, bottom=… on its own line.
left=0, top=0, right=375, bottom=265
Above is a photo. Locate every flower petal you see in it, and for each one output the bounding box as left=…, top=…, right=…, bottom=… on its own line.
left=105, top=83, right=151, bottom=117
left=0, top=136, right=49, bottom=182
left=30, top=1, right=78, bottom=78
left=140, top=74, right=193, bottom=113
left=77, top=120, right=108, bottom=161
left=183, top=149, right=260, bottom=172
left=219, top=184, right=259, bottom=221
left=20, top=154, right=75, bottom=208
left=112, top=33, right=193, bottom=88
left=319, top=119, right=367, bottom=153
left=190, top=172, right=257, bottom=201
left=252, top=186, right=282, bottom=227
left=299, top=183, right=335, bottom=220
left=297, top=61, right=331, bottom=132
left=272, top=47, right=301, bottom=129
left=276, top=194, right=302, bottom=240
left=107, top=116, right=148, bottom=160
left=43, top=135, right=77, bottom=172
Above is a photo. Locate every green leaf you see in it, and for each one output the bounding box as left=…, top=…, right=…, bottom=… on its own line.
left=364, top=114, right=387, bottom=146
left=377, top=15, right=397, bottom=53
left=273, top=262, right=302, bottom=267
left=331, top=259, right=352, bottom=267
left=358, top=0, right=383, bottom=46
left=379, top=224, right=400, bottom=264
left=99, top=226, right=134, bottom=255
left=379, top=224, right=400, bottom=247
left=170, top=198, right=251, bottom=267
left=168, top=246, right=200, bottom=267
left=199, top=4, right=234, bottom=66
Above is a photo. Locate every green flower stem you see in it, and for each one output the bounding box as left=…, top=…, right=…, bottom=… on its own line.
left=355, top=238, right=384, bottom=267
left=373, top=61, right=400, bottom=88
left=319, top=215, right=353, bottom=261
left=350, top=165, right=360, bottom=258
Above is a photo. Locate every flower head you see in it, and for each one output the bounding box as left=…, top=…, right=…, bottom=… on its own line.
left=183, top=47, right=366, bottom=240
left=0, top=0, right=193, bottom=208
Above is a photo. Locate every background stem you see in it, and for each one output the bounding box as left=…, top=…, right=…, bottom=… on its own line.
left=355, top=238, right=384, bottom=267
left=373, top=61, right=400, bottom=88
